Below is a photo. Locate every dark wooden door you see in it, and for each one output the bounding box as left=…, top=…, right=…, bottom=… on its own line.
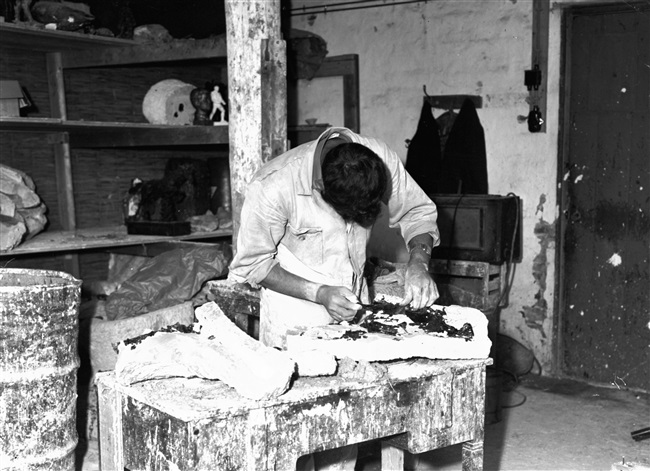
left=560, top=4, right=649, bottom=390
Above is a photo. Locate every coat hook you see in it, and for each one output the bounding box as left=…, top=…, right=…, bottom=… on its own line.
left=423, top=85, right=431, bottom=98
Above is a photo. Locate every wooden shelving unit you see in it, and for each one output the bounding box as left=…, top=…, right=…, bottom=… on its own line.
left=0, top=22, right=135, bottom=51
left=3, top=226, right=232, bottom=255
left=0, top=117, right=229, bottom=147
left=0, top=23, right=233, bottom=271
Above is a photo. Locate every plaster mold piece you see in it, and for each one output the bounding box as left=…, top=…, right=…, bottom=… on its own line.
left=287, top=349, right=337, bottom=377
left=114, top=302, right=296, bottom=400
left=142, top=79, right=196, bottom=125
left=286, top=303, right=491, bottom=363
left=89, top=302, right=195, bottom=373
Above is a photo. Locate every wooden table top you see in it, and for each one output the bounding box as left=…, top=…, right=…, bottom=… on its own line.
left=96, top=358, right=491, bottom=422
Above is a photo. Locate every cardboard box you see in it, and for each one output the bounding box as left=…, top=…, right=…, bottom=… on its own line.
left=0, top=80, right=25, bottom=117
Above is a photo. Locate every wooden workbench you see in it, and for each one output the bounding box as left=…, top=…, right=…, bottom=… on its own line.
left=96, top=358, right=491, bottom=470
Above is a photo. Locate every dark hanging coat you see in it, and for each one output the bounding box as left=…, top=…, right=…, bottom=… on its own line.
left=404, top=101, right=442, bottom=195
left=438, top=98, right=488, bottom=194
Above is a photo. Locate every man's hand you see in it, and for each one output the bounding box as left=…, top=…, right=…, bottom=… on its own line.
left=402, top=261, right=439, bottom=309
left=315, top=286, right=361, bottom=323
left=260, top=265, right=360, bottom=323
left=402, top=234, right=439, bottom=309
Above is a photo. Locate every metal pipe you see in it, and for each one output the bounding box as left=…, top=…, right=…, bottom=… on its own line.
left=289, top=0, right=430, bottom=16
left=291, top=0, right=383, bottom=11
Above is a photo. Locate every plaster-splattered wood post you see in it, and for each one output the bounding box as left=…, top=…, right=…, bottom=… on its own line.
left=225, top=0, right=287, bottom=247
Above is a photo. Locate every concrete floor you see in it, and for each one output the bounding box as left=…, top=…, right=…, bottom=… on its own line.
left=77, top=373, right=650, bottom=471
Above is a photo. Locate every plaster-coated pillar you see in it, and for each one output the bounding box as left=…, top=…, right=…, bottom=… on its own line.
left=225, top=0, right=287, bottom=247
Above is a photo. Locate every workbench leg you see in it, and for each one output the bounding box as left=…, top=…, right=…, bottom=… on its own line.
left=97, top=383, right=125, bottom=471
left=461, top=439, right=484, bottom=471
left=381, top=441, right=404, bottom=470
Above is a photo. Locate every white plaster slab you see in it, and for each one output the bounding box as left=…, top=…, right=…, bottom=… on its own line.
left=286, top=304, right=491, bottom=362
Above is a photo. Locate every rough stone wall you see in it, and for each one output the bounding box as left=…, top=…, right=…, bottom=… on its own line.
left=289, top=0, right=572, bottom=373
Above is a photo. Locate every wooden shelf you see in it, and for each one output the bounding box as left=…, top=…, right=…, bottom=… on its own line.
left=0, top=22, right=135, bottom=51
left=0, top=226, right=233, bottom=256
left=62, top=35, right=228, bottom=69
left=0, top=118, right=229, bottom=147
left=0, top=23, right=227, bottom=68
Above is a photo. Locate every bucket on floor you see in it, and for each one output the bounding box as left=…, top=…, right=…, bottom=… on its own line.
left=485, top=367, right=503, bottom=425
left=0, top=268, right=82, bottom=470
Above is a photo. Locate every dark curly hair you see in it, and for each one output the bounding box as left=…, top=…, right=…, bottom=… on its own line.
left=320, top=142, right=388, bottom=227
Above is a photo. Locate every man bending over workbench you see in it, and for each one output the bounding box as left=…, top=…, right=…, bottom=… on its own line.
left=228, top=126, right=441, bottom=470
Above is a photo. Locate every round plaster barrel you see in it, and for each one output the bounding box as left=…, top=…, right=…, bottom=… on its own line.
left=0, top=268, right=82, bottom=470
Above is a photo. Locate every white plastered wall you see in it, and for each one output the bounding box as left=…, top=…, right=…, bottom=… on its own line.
left=288, top=0, right=589, bottom=373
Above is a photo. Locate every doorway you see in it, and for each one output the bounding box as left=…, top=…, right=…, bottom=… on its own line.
left=558, top=3, right=649, bottom=390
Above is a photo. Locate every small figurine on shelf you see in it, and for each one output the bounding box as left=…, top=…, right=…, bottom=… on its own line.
left=210, top=85, right=227, bottom=125
left=190, top=87, right=213, bottom=126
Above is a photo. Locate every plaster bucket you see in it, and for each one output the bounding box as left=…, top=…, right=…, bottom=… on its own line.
left=0, top=268, right=82, bottom=470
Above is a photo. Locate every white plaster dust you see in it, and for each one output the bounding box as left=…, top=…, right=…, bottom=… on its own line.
left=606, top=253, right=622, bottom=267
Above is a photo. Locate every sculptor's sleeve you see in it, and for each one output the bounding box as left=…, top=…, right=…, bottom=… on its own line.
left=373, top=139, right=441, bottom=247
left=228, top=179, right=286, bottom=288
